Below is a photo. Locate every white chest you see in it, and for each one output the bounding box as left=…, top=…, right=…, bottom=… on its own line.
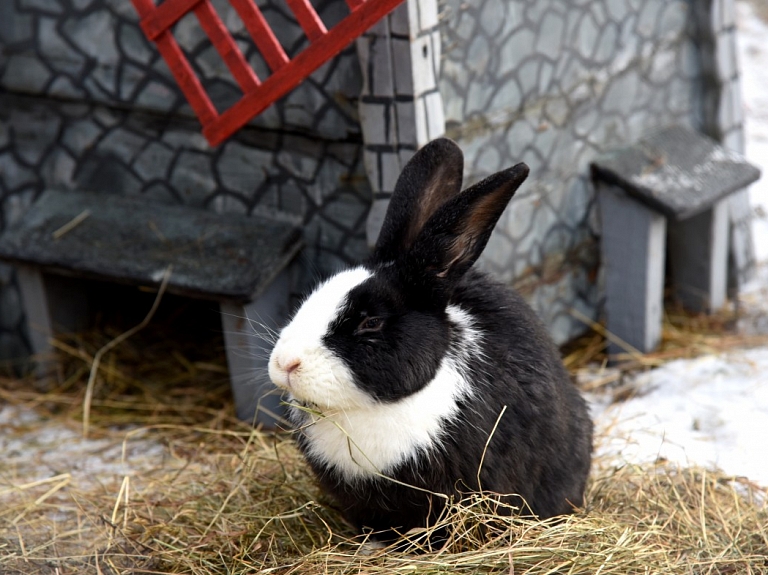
left=293, top=350, right=474, bottom=480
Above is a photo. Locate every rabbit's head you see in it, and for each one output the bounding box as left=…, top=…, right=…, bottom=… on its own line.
left=268, top=138, right=529, bottom=413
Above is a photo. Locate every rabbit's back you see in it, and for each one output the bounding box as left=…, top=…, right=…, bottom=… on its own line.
left=445, top=269, right=593, bottom=517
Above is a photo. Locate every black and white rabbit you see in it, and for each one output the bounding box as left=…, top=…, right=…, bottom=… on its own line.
left=268, top=138, right=592, bottom=543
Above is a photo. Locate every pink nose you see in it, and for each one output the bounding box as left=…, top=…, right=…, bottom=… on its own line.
left=282, top=358, right=301, bottom=374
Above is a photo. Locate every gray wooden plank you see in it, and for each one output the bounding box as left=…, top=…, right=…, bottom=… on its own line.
left=668, top=200, right=729, bottom=312
left=591, top=125, right=760, bottom=220
left=727, top=188, right=756, bottom=288
left=598, top=184, right=667, bottom=355
left=221, top=267, right=292, bottom=427
left=0, top=190, right=303, bottom=302
left=16, top=265, right=54, bottom=360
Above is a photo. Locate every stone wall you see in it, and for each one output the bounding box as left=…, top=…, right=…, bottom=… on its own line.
left=703, top=0, right=754, bottom=286
left=0, top=0, right=371, bottom=362
left=0, top=0, right=362, bottom=137
left=438, top=0, right=713, bottom=343
left=0, top=0, right=751, bottom=359
left=356, top=0, right=446, bottom=245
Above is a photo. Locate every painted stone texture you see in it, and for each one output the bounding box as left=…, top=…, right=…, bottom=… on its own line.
left=0, top=0, right=751, bottom=358
left=356, top=0, right=445, bottom=246
left=439, top=0, right=709, bottom=343
left=0, top=1, right=370, bottom=361
left=0, top=0, right=362, bottom=139
left=705, top=0, right=754, bottom=286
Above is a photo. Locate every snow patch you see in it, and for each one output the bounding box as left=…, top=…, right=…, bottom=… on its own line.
left=589, top=348, right=768, bottom=487
left=1, top=404, right=169, bottom=490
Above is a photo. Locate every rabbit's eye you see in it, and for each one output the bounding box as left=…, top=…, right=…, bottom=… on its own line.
left=356, top=316, right=383, bottom=334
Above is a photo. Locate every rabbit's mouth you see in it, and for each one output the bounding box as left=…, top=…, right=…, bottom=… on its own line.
left=284, top=371, right=296, bottom=391
left=269, top=369, right=291, bottom=392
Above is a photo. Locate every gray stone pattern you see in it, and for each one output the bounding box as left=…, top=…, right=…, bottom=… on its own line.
left=703, top=0, right=754, bottom=286
left=702, top=0, right=743, bottom=151
left=0, top=0, right=371, bottom=362
left=356, top=0, right=445, bottom=246
left=0, top=0, right=752, bottom=359
left=438, top=0, right=721, bottom=344
left=0, top=0, right=362, bottom=138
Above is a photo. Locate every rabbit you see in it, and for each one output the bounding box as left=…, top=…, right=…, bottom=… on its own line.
left=268, top=137, right=593, bottom=544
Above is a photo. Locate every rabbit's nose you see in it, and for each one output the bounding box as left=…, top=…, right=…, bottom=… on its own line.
left=281, top=358, right=301, bottom=374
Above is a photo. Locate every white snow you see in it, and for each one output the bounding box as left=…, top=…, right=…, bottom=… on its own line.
left=590, top=0, right=768, bottom=489
left=0, top=403, right=170, bottom=491
left=590, top=349, right=768, bottom=486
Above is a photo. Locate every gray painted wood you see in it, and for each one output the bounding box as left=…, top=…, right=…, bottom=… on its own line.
left=221, top=267, right=292, bottom=427
left=1, top=190, right=303, bottom=425
left=16, top=265, right=54, bottom=370
left=593, top=125, right=762, bottom=357
left=598, top=184, right=667, bottom=355
left=728, top=189, right=756, bottom=288
left=590, top=125, right=760, bottom=221
left=668, top=200, right=729, bottom=312
left=0, top=190, right=303, bottom=302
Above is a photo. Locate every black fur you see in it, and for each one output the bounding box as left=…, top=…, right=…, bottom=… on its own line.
left=289, top=138, right=593, bottom=543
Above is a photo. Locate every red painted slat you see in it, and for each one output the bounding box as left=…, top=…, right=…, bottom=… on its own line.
left=130, top=0, right=154, bottom=18
left=140, top=0, right=205, bottom=40
left=284, top=0, right=327, bottom=42
left=194, top=1, right=260, bottom=92
left=229, top=0, right=289, bottom=72
left=204, top=0, right=404, bottom=145
left=131, top=0, right=407, bottom=145
left=154, top=31, right=219, bottom=125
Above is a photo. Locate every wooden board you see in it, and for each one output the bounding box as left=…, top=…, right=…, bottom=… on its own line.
left=591, top=125, right=760, bottom=221
left=0, top=190, right=303, bottom=302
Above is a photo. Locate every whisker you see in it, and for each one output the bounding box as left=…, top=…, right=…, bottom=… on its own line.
left=218, top=309, right=282, bottom=343
left=219, top=326, right=278, bottom=347
left=224, top=346, right=274, bottom=361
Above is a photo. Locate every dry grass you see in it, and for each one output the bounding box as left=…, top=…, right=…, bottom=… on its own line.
left=564, top=301, right=768, bottom=391
left=1, top=301, right=767, bottom=574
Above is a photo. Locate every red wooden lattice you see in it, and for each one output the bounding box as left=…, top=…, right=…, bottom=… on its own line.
left=131, top=0, right=405, bottom=146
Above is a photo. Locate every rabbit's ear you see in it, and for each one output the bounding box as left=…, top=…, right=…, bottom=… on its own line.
left=407, top=163, right=529, bottom=293
left=374, top=138, right=464, bottom=262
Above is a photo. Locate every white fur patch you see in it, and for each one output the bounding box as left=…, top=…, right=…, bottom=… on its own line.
left=293, top=305, right=483, bottom=480
left=269, top=267, right=373, bottom=410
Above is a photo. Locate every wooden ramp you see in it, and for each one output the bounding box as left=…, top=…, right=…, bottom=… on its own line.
left=131, top=0, right=407, bottom=146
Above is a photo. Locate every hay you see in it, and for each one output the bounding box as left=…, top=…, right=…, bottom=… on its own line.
left=1, top=309, right=767, bottom=574
left=2, top=409, right=765, bottom=575
left=565, top=302, right=768, bottom=391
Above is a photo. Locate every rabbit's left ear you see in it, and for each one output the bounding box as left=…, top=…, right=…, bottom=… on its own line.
left=374, top=138, right=464, bottom=263
left=405, top=163, right=529, bottom=294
